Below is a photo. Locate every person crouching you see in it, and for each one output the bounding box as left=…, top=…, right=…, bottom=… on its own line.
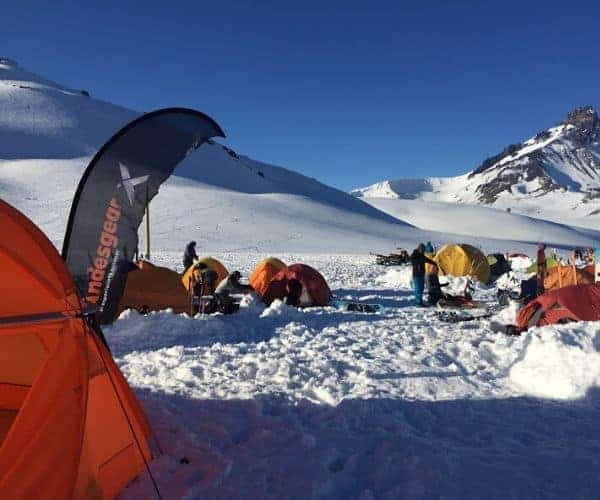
left=427, top=264, right=448, bottom=305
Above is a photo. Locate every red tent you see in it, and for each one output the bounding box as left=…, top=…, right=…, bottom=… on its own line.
left=517, top=284, right=600, bottom=331
left=262, top=264, right=331, bottom=307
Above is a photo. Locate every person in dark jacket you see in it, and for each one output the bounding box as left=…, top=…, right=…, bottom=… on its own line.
left=426, top=264, right=448, bottom=305
left=215, top=271, right=254, bottom=296
left=183, top=241, right=198, bottom=271
left=411, top=244, right=437, bottom=306
left=190, top=263, right=218, bottom=314
left=284, top=279, right=303, bottom=306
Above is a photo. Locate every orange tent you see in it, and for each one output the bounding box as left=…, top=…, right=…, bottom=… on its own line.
left=182, top=256, right=229, bottom=292
left=544, top=264, right=594, bottom=291
left=119, top=260, right=189, bottom=315
left=0, top=200, right=153, bottom=499
left=249, top=257, right=287, bottom=297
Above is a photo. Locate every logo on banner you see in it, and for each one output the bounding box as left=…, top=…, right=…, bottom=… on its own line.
left=86, top=197, right=121, bottom=305
left=118, top=162, right=150, bottom=205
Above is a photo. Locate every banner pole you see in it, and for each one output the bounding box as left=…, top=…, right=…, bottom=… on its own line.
left=145, top=188, right=151, bottom=261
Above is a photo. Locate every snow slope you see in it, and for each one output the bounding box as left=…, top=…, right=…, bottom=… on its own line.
left=0, top=154, right=423, bottom=255
left=0, top=57, right=136, bottom=158
left=365, top=198, right=600, bottom=248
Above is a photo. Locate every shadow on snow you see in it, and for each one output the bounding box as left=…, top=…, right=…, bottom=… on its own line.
left=128, top=387, right=600, bottom=500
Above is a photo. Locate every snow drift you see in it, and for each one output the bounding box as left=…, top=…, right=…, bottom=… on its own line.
left=510, top=323, right=600, bottom=399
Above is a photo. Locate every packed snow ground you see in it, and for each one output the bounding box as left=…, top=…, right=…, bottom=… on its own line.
left=107, top=253, right=600, bottom=499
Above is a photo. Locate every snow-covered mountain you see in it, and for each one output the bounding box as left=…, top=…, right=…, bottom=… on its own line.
left=0, top=57, right=426, bottom=254
left=353, top=106, right=600, bottom=229
left=0, top=57, right=598, bottom=253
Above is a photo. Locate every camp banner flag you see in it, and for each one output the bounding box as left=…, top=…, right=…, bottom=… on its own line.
left=62, top=108, right=225, bottom=323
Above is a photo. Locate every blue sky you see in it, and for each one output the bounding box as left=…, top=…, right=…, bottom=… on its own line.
left=2, top=1, right=599, bottom=190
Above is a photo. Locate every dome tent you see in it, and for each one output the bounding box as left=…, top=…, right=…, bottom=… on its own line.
left=0, top=200, right=153, bottom=499
left=182, top=256, right=229, bottom=292
left=119, top=260, right=189, bottom=315
left=434, top=244, right=491, bottom=284
left=543, top=264, right=594, bottom=292
left=517, top=284, right=600, bottom=331
left=249, top=257, right=287, bottom=297
left=263, top=264, right=331, bottom=307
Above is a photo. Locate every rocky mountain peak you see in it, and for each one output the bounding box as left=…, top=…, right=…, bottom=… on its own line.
left=564, top=105, right=598, bottom=130
left=463, top=106, right=600, bottom=203
left=563, top=106, right=600, bottom=145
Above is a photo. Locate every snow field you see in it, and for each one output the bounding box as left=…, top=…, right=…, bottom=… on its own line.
left=111, top=254, right=600, bottom=499
left=363, top=198, right=600, bottom=249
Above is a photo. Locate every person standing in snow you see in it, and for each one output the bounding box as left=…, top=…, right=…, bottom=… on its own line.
left=183, top=241, right=198, bottom=271
left=536, top=243, right=546, bottom=295
left=411, top=244, right=437, bottom=306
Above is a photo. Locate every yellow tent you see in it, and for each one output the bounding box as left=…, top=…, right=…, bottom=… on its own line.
left=181, top=257, right=229, bottom=292
left=434, top=244, right=491, bottom=283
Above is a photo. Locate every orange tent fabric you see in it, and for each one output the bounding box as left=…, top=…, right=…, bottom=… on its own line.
left=516, top=284, right=600, bottom=331
left=119, top=260, right=189, bottom=315
left=182, top=256, right=229, bottom=292
left=262, top=264, right=331, bottom=307
left=249, top=257, right=287, bottom=297
left=0, top=200, right=153, bottom=499
left=544, top=264, right=594, bottom=291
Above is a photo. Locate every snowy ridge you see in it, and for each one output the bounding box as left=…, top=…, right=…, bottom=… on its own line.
left=0, top=58, right=136, bottom=158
